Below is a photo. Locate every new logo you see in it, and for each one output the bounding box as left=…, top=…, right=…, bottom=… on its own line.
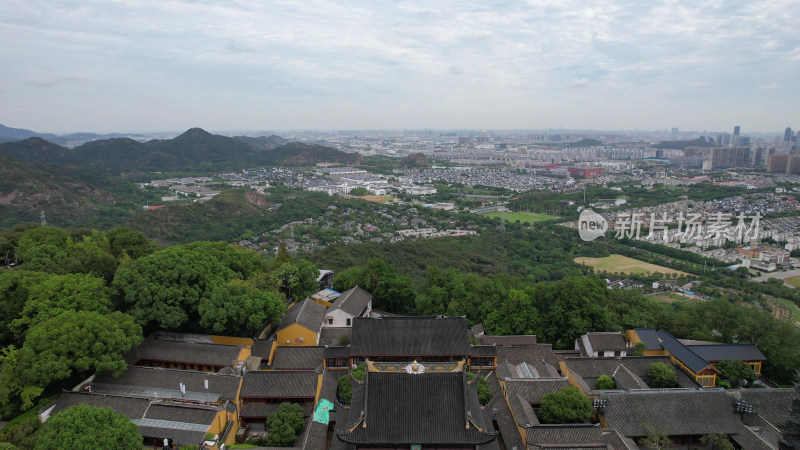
left=578, top=209, right=607, bottom=241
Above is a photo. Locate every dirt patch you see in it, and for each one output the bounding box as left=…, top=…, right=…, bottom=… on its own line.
left=244, top=190, right=269, bottom=208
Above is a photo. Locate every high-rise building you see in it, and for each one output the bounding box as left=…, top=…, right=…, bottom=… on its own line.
left=789, top=155, right=800, bottom=174
left=754, top=147, right=765, bottom=167
left=785, top=127, right=793, bottom=143
left=733, top=126, right=741, bottom=136
left=768, top=154, right=790, bottom=172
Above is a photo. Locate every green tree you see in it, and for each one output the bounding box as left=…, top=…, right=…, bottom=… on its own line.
left=349, top=187, right=369, bottom=196
left=484, top=288, right=539, bottom=336
left=0, top=270, right=51, bottom=347
left=105, top=226, right=159, bottom=259
left=15, top=226, right=71, bottom=263
left=337, top=259, right=415, bottom=314
left=198, top=282, right=285, bottom=335
left=10, top=273, right=111, bottom=340
left=539, top=386, right=592, bottom=424
left=633, top=342, right=646, bottom=356
left=716, top=359, right=757, bottom=387
left=36, top=404, right=142, bottom=449
left=700, top=433, right=735, bottom=450
left=638, top=423, right=671, bottom=450
left=537, top=277, right=612, bottom=349
left=266, top=402, right=304, bottom=447
left=596, top=375, right=616, bottom=390
left=337, top=373, right=354, bottom=405
left=113, top=242, right=265, bottom=330
left=0, top=311, right=142, bottom=408
left=475, top=375, right=492, bottom=406
left=647, top=362, right=678, bottom=388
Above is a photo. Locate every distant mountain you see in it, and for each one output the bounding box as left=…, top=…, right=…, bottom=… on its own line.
left=0, top=128, right=359, bottom=175
left=0, top=155, right=146, bottom=228
left=0, top=124, right=59, bottom=142
left=234, top=134, right=290, bottom=150
left=654, top=136, right=716, bottom=150
left=0, top=123, right=143, bottom=145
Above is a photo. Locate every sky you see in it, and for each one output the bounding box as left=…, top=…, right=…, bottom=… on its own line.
left=1, top=0, right=798, bottom=133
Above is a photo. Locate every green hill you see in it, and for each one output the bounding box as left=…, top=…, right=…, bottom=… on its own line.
left=0, top=155, right=153, bottom=229
left=0, top=128, right=360, bottom=175
left=565, top=138, right=602, bottom=147
left=654, top=136, right=716, bottom=150
left=234, top=134, right=290, bottom=150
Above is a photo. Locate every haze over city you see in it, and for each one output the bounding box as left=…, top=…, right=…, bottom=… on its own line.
left=1, top=0, right=799, bottom=133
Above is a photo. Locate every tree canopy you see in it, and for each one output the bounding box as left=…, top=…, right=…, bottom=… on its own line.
left=198, top=282, right=285, bottom=335
left=716, top=359, right=757, bottom=387
left=266, top=402, right=304, bottom=447
left=35, top=404, right=142, bottom=449
left=539, top=386, right=593, bottom=424
left=647, top=362, right=678, bottom=388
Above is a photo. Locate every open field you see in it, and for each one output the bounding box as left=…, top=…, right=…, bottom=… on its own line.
left=765, top=296, right=800, bottom=326
left=574, top=254, right=690, bottom=277
left=650, top=293, right=688, bottom=304
left=484, top=211, right=559, bottom=223
left=786, top=276, right=800, bottom=288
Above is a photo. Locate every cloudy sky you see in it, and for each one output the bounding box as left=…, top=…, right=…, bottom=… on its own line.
left=1, top=0, right=798, bottom=133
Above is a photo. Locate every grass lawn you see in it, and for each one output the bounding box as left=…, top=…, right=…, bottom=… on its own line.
left=484, top=211, right=559, bottom=223
left=574, top=254, right=690, bottom=277
left=651, top=293, right=687, bottom=304
left=356, top=195, right=395, bottom=203
left=767, top=296, right=800, bottom=326
left=785, top=275, right=800, bottom=288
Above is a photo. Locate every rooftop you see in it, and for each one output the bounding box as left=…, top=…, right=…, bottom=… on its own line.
left=350, top=316, right=470, bottom=357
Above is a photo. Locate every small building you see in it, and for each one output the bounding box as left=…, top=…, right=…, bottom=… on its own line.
left=310, top=288, right=340, bottom=307
left=275, top=299, right=327, bottom=347
left=238, top=370, right=320, bottom=427
left=576, top=332, right=628, bottom=357
left=323, top=285, right=373, bottom=328
left=125, top=338, right=249, bottom=373
left=41, top=391, right=237, bottom=449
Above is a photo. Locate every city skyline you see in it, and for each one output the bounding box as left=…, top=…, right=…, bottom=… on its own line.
left=1, top=0, right=798, bottom=133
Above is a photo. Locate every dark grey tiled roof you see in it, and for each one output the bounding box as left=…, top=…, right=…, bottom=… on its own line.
left=240, top=370, right=318, bottom=398
left=586, top=332, right=628, bottom=353
left=324, top=346, right=351, bottom=358
left=240, top=403, right=314, bottom=418
left=730, top=426, right=775, bottom=450
left=144, top=404, right=217, bottom=424
left=92, top=366, right=241, bottom=402
left=610, top=364, right=649, bottom=390
left=687, top=344, right=767, bottom=362
left=329, top=286, right=372, bottom=317
left=49, top=391, right=149, bottom=418
left=277, top=299, right=327, bottom=334
left=525, top=424, right=606, bottom=449
left=338, top=372, right=495, bottom=446
left=471, top=345, right=498, bottom=357
left=485, top=372, right=526, bottom=450
left=739, top=388, right=795, bottom=429
left=481, top=335, right=537, bottom=346
left=495, top=344, right=559, bottom=367
left=126, top=339, right=243, bottom=367
left=601, top=390, right=742, bottom=437
left=633, top=328, right=661, bottom=350
left=601, top=428, right=639, bottom=450
left=505, top=378, right=570, bottom=405
left=350, top=316, right=470, bottom=357
left=319, top=327, right=352, bottom=347
left=656, top=330, right=715, bottom=374
left=271, top=346, right=325, bottom=370
left=251, top=339, right=272, bottom=359
left=508, top=394, right=539, bottom=428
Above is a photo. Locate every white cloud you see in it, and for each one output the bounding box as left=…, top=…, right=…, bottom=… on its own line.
left=0, top=0, right=798, bottom=132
